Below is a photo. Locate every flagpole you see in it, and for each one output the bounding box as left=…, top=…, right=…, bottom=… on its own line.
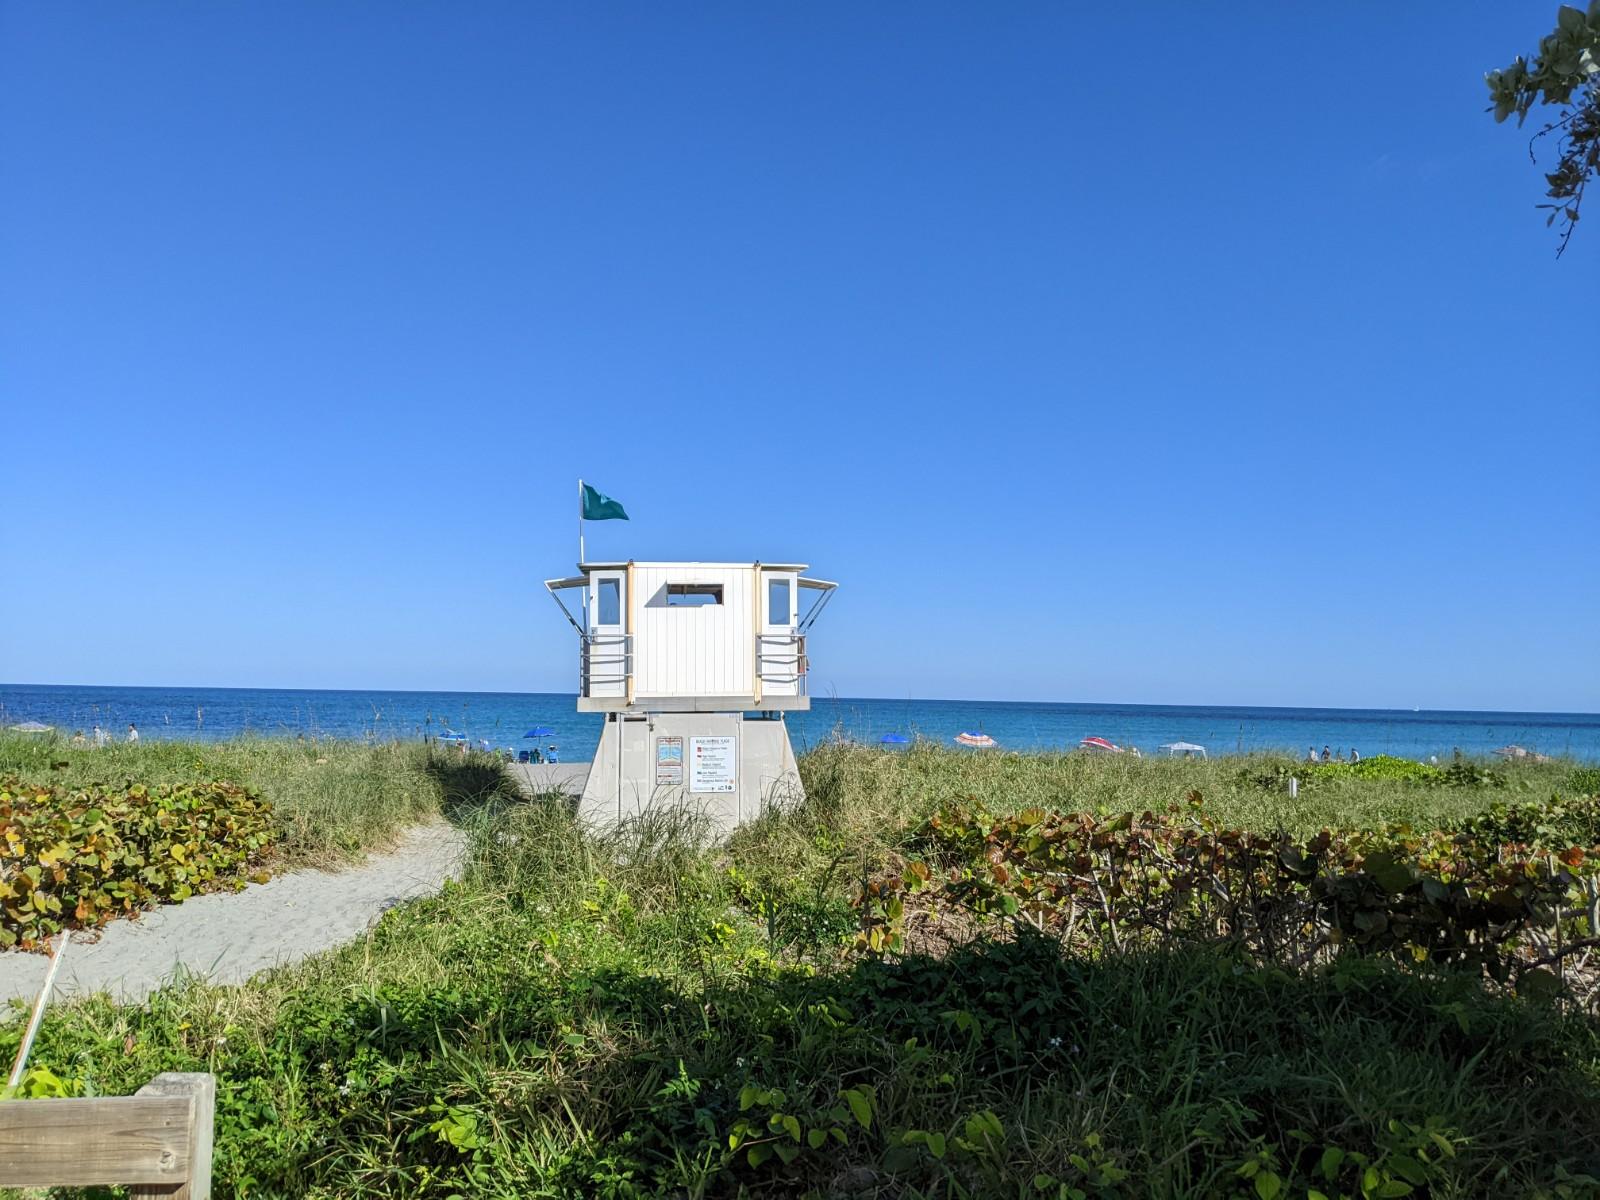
left=578, top=478, right=587, bottom=567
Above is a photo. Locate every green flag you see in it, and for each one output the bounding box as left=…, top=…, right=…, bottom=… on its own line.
left=580, top=482, right=629, bottom=521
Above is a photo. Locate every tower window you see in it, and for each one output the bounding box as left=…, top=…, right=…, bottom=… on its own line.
left=666, top=584, right=723, bottom=607
left=768, top=578, right=792, bottom=625
left=596, top=578, right=621, bottom=625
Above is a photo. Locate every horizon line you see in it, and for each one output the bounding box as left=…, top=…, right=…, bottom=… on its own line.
left=3, top=681, right=1596, bottom=721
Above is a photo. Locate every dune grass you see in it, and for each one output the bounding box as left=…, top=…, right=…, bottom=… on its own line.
left=6, top=741, right=1600, bottom=1196
left=797, top=740, right=1576, bottom=832
left=0, top=733, right=444, bottom=866
left=742, top=741, right=1581, bottom=897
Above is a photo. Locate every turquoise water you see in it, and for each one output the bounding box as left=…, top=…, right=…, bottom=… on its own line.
left=3, top=683, right=1597, bottom=762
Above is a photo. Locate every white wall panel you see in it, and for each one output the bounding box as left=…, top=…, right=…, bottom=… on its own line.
left=634, top=564, right=753, bottom=698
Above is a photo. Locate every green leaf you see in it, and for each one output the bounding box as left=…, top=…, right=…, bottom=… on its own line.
left=1361, top=851, right=1417, bottom=894
left=844, top=1088, right=872, bottom=1129
left=807, top=1128, right=827, bottom=1149
left=746, top=1143, right=772, bottom=1168
left=1320, top=1146, right=1345, bottom=1179
left=1254, top=1171, right=1282, bottom=1200
left=1387, top=1154, right=1428, bottom=1185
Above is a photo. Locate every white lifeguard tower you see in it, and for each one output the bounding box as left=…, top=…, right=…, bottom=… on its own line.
left=546, top=561, right=836, bottom=833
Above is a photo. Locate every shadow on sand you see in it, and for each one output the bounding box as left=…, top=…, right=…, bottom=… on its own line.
left=426, top=749, right=578, bottom=826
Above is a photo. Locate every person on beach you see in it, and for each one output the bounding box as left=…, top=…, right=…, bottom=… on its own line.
left=70, top=729, right=87, bottom=747
left=1350, top=748, right=1360, bottom=763
left=1307, top=745, right=1318, bottom=763
left=92, top=724, right=107, bottom=747
left=547, top=745, right=559, bottom=764
left=127, top=723, right=139, bottom=744
left=1321, top=745, right=1331, bottom=762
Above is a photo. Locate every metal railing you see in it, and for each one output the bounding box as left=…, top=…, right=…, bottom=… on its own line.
left=580, top=633, right=632, bottom=697
left=580, top=632, right=804, bottom=700
left=756, top=633, right=808, bottom=694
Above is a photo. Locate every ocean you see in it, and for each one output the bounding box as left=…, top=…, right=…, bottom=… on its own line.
left=3, top=683, right=1597, bottom=762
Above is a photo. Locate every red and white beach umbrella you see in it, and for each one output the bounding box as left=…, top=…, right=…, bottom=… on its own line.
left=954, top=732, right=997, bottom=748
left=1079, top=736, right=1122, bottom=753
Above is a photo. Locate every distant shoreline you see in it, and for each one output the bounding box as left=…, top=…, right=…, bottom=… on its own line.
left=5, top=683, right=1599, bottom=763
left=2, top=730, right=1594, bottom=770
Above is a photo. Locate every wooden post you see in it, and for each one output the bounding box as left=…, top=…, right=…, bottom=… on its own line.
left=131, top=1073, right=215, bottom=1200
left=0, top=1071, right=214, bottom=1199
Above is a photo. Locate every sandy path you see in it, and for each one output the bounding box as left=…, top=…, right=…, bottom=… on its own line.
left=0, top=821, right=470, bottom=1006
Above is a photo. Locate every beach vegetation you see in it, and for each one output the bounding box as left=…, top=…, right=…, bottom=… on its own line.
left=0, top=733, right=442, bottom=866
left=4, top=741, right=1600, bottom=1195
left=784, top=741, right=1571, bottom=859
left=0, top=778, right=275, bottom=950
left=855, top=790, right=1600, bottom=989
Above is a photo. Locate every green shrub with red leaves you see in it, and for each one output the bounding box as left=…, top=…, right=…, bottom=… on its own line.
left=854, top=791, right=1600, bottom=1002
left=0, top=778, right=276, bottom=949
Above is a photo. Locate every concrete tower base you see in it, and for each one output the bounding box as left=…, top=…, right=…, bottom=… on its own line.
left=579, top=712, right=804, bottom=837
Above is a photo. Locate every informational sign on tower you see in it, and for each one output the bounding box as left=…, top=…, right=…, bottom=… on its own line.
left=689, top=735, right=736, bottom=793
left=655, top=736, right=683, bottom=787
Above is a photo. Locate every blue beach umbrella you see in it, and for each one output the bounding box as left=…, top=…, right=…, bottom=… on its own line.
left=880, top=733, right=910, bottom=745
left=439, top=732, right=466, bottom=743
left=524, top=727, right=555, bottom=738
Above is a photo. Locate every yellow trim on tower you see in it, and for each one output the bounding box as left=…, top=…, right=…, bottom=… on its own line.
left=752, top=561, right=763, bottom=707
left=625, top=560, right=636, bottom=706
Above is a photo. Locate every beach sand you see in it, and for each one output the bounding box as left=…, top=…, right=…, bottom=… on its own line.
left=0, top=822, right=469, bottom=1006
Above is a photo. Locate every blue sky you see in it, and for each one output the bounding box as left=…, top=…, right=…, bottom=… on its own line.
left=2, top=3, right=1595, bottom=712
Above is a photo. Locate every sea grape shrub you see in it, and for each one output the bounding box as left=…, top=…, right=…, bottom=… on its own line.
left=1323, top=754, right=1454, bottom=784
left=1449, top=791, right=1600, bottom=850
left=0, top=778, right=276, bottom=949
left=854, top=794, right=1600, bottom=996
